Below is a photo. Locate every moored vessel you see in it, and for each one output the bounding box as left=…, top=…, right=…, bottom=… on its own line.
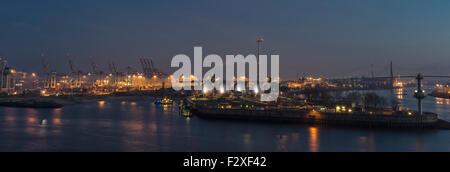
left=184, top=98, right=444, bottom=129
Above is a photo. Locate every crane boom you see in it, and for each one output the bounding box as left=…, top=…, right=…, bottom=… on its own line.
left=108, top=60, right=118, bottom=74
left=89, top=56, right=100, bottom=75
left=40, top=53, right=51, bottom=75
left=66, top=53, right=77, bottom=75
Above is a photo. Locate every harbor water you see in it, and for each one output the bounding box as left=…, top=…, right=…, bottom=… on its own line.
left=0, top=87, right=449, bottom=152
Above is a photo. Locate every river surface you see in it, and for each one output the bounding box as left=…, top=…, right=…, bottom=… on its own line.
left=0, top=87, right=449, bottom=152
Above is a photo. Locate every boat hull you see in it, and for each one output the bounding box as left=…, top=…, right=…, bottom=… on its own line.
left=192, top=108, right=439, bottom=129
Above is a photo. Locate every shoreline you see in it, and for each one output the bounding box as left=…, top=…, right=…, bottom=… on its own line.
left=0, top=95, right=179, bottom=107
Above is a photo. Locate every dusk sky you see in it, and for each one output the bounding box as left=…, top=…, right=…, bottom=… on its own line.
left=1, top=0, right=450, bottom=79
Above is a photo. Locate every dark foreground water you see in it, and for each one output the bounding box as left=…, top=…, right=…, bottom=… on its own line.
left=0, top=88, right=449, bottom=152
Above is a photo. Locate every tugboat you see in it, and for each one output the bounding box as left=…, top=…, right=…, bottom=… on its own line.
left=155, top=97, right=173, bottom=105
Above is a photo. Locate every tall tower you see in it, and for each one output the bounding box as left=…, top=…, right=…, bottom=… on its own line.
left=390, top=61, right=394, bottom=88
left=0, top=56, right=3, bottom=90
left=0, top=57, right=7, bottom=92
left=390, top=61, right=393, bottom=78
left=256, top=38, right=264, bottom=93
left=257, top=38, right=264, bottom=58
left=414, top=73, right=426, bottom=115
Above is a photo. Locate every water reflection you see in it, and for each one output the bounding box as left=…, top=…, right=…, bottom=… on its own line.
left=358, top=133, right=375, bottom=152
left=158, top=104, right=175, bottom=115
left=26, top=108, right=38, bottom=116
left=0, top=96, right=448, bottom=152
left=27, top=116, right=37, bottom=124
left=163, top=105, right=171, bottom=111
left=414, top=134, right=426, bottom=152
left=396, top=88, right=404, bottom=100
left=98, top=101, right=105, bottom=108
left=4, top=108, right=16, bottom=124
left=243, top=133, right=252, bottom=146
left=185, top=116, right=191, bottom=124
left=149, top=121, right=157, bottom=133
left=53, top=108, right=62, bottom=115
left=276, top=135, right=289, bottom=152
left=40, top=119, right=48, bottom=126
left=436, top=98, right=444, bottom=105
left=52, top=108, right=62, bottom=125
left=25, top=108, right=39, bottom=137
left=309, top=127, right=319, bottom=152
left=53, top=118, right=62, bottom=125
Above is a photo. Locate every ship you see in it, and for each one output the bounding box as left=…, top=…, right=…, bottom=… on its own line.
left=430, top=84, right=450, bottom=99
left=184, top=98, right=447, bottom=129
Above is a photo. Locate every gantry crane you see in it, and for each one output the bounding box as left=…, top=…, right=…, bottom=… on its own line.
left=40, top=54, right=58, bottom=89
left=139, top=57, right=167, bottom=78
left=66, top=53, right=84, bottom=88
left=89, top=56, right=105, bottom=87
left=0, top=56, right=8, bottom=91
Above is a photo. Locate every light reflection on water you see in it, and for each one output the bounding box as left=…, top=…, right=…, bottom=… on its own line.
left=0, top=90, right=449, bottom=152
left=309, top=127, right=319, bottom=152
left=52, top=108, right=62, bottom=126
left=396, top=88, right=404, bottom=100
left=276, top=134, right=289, bottom=152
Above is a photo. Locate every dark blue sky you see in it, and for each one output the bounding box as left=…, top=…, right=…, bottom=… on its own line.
left=1, top=0, right=450, bottom=79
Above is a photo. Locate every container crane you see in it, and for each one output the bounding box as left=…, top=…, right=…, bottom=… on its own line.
left=0, top=56, right=8, bottom=91
left=89, top=56, right=105, bottom=87
left=89, top=56, right=100, bottom=75
left=139, top=57, right=167, bottom=78
left=66, top=53, right=83, bottom=88
left=39, top=54, right=58, bottom=89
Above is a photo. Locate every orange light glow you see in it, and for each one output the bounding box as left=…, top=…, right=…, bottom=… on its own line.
left=395, top=82, right=404, bottom=87
left=27, top=117, right=37, bottom=123
left=98, top=101, right=105, bottom=108
left=309, top=127, right=319, bottom=152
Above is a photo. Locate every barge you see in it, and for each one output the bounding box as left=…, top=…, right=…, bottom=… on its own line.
left=185, top=99, right=449, bottom=129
